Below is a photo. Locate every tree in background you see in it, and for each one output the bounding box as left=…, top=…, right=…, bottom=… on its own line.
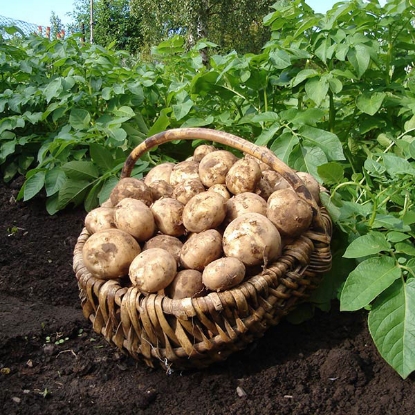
left=131, top=0, right=275, bottom=55
left=50, top=11, right=65, bottom=39
left=67, top=0, right=142, bottom=54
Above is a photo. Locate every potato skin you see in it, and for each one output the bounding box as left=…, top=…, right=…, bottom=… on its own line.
left=208, top=184, right=231, bottom=201
left=193, top=144, right=217, bottom=162
left=198, top=150, right=238, bottom=187
left=267, top=188, right=313, bottom=238
left=296, top=171, right=321, bottom=204
left=151, top=198, right=186, bottom=237
left=173, top=178, right=206, bottom=205
left=182, top=191, right=227, bottom=233
left=84, top=207, right=116, bottom=234
left=169, top=160, right=200, bottom=187
left=166, top=269, right=205, bottom=299
left=148, top=179, right=174, bottom=200
left=144, top=162, right=174, bottom=186
left=223, top=213, right=282, bottom=266
left=129, top=248, right=177, bottom=293
left=143, top=235, right=183, bottom=264
left=180, top=229, right=223, bottom=270
left=225, top=192, right=267, bottom=224
left=82, top=229, right=141, bottom=279
left=202, top=257, right=246, bottom=292
left=225, top=157, right=262, bottom=194
left=110, top=177, right=153, bottom=206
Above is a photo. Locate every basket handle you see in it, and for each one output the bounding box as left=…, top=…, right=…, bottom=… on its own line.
left=121, top=128, right=325, bottom=233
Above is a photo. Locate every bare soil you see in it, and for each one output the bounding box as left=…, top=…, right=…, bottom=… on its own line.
left=1, top=177, right=414, bottom=415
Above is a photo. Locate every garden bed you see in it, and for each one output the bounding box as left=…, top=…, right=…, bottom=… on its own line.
left=0, top=178, right=414, bottom=415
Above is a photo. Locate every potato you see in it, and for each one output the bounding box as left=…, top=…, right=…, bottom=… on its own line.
left=172, top=178, right=206, bottom=205
left=114, top=198, right=156, bottom=242
left=144, top=162, right=174, bottom=186
left=255, top=170, right=290, bottom=200
left=84, top=207, right=116, bottom=234
left=169, top=160, right=200, bottom=187
left=148, top=179, right=174, bottom=200
left=208, top=184, right=231, bottom=201
left=267, top=188, right=313, bottom=238
left=143, top=235, right=183, bottom=264
left=182, top=191, right=227, bottom=233
left=198, top=150, right=238, bottom=187
left=100, top=198, right=114, bottom=208
left=82, top=228, right=141, bottom=279
left=180, top=229, right=223, bottom=270
left=244, top=153, right=271, bottom=172
left=223, top=213, right=282, bottom=266
left=129, top=248, right=177, bottom=293
left=225, top=157, right=262, bottom=194
left=151, top=198, right=186, bottom=236
left=166, top=270, right=205, bottom=299
left=193, top=144, right=217, bottom=162
left=202, top=257, right=246, bottom=292
left=296, top=171, right=321, bottom=204
left=110, top=177, right=153, bottom=207
left=226, top=192, right=267, bottom=224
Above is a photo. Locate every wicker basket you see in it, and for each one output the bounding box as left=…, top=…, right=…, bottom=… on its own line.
left=73, top=128, right=332, bottom=370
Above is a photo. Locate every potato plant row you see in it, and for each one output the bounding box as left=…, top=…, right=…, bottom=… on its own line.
left=81, top=144, right=322, bottom=299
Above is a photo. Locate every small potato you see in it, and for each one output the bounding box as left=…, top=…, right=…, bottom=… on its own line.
left=182, top=191, right=227, bottom=233
left=296, top=171, right=321, bottom=204
left=143, top=235, right=183, bottom=264
left=244, top=153, right=271, bottom=172
left=169, top=160, right=200, bottom=187
left=198, top=150, right=238, bottom=187
left=173, top=178, right=206, bottom=205
left=193, top=144, right=217, bottom=162
left=166, top=269, right=205, bottom=299
left=129, top=248, right=177, bottom=293
left=267, top=188, right=313, bottom=238
left=115, top=198, right=156, bottom=242
left=144, top=162, right=174, bottom=186
left=100, top=198, right=114, bottom=208
left=202, top=257, right=246, bottom=292
left=82, top=229, right=141, bottom=279
left=208, top=184, right=231, bottom=201
left=151, top=198, right=186, bottom=236
left=225, top=157, right=262, bottom=194
left=180, top=229, right=223, bottom=270
left=255, top=170, right=290, bottom=200
left=148, top=179, right=174, bottom=200
left=110, top=177, right=153, bottom=206
left=223, top=213, right=282, bottom=266
left=226, top=192, right=267, bottom=224
left=84, top=207, right=116, bottom=234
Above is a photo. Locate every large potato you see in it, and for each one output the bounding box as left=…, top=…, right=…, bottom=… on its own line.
left=129, top=248, right=177, bottom=293
left=198, top=150, right=238, bottom=187
left=84, top=206, right=116, bottom=234
left=267, top=188, right=313, bottom=238
left=144, top=162, right=174, bottom=185
left=202, top=257, right=246, bottom=292
left=223, top=213, right=282, bottom=266
left=225, top=192, right=267, bottom=224
left=296, top=171, right=321, bottom=204
left=147, top=179, right=174, bottom=200
left=151, top=198, right=186, bottom=236
left=208, top=184, right=231, bottom=201
left=82, top=229, right=141, bottom=279
left=225, top=157, right=262, bottom=194
left=110, top=177, right=153, bottom=206
left=182, top=191, right=227, bottom=233
left=173, top=178, right=206, bottom=205
left=180, top=229, right=223, bottom=270
left=114, top=198, right=156, bottom=242
left=169, top=160, right=200, bottom=187
left=193, top=144, right=217, bottom=162
left=143, top=235, right=183, bottom=264
left=255, top=170, right=290, bottom=200
left=166, top=269, right=205, bottom=299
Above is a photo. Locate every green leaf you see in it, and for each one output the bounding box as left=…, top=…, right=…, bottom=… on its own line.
left=270, top=132, right=299, bottom=164
left=0, top=140, right=16, bottom=162
left=89, top=143, right=115, bottom=170
left=387, top=232, right=411, bottom=243
left=395, top=242, right=415, bottom=256
left=181, top=116, right=214, bottom=128
left=317, top=162, right=344, bottom=185
left=305, top=77, right=329, bottom=106
left=343, top=232, right=391, bottom=258
left=45, top=168, right=67, bottom=197
left=112, top=106, right=135, bottom=119
left=291, top=69, right=319, bottom=87
left=172, top=99, right=193, bottom=121
left=109, top=127, right=127, bottom=142
left=23, top=171, right=46, bottom=201
left=69, top=109, right=91, bottom=130
left=340, top=256, right=401, bottom=311
left=348, top=44, right=371, bottom=78
left=44, top=78, right=63, bottom=103
left=368, top=279, right=415, bottom=379
left=255, top=122, right=280, bottom=146
left=356, top=92, right=386, bottom=116
left=57, top=179, right=92, bottom=209
left=299, top=126, right=345, bottom=161
left=382, top=154, right=415, bottom=177
left=62, top=161, right=99, bottom=181
left=147, top=108, right=171, bottom=136
left=269, top=49, right=292, bottom=69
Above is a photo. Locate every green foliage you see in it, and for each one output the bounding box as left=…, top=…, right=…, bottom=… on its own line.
left=2, top=0, right=415, bottom=378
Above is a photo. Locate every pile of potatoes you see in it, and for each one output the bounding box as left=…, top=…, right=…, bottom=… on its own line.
left=82, top=144, right=322, bottom=299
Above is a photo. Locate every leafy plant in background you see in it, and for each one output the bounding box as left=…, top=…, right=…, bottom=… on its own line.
left=1, top=0, right=415, bottom=378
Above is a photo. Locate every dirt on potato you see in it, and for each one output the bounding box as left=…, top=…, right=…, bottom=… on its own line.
left=1, top=177, right=414, bottom=415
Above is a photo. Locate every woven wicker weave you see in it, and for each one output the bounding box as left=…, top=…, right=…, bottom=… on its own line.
left=73, top=128, right=332, bottom=370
